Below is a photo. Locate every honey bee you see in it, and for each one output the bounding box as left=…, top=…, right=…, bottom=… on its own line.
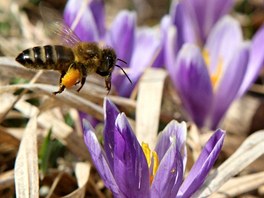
left=15, top=6, right=131, bottom=95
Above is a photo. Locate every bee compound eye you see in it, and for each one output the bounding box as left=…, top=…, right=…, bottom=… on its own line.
left=106, top=56, right=114, bottom=66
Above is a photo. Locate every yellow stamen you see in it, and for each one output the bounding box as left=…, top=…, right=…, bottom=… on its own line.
left=202, top=49, right=223, bottom=89
left=152, top=151, right=159, bottom=177
left=142, top=142, right=151, bottom=167
left=210, top=58, right=223, bottom=87
left=202, top=49, right=210, bottom=66
left=141, top=142, right=160, bottom=184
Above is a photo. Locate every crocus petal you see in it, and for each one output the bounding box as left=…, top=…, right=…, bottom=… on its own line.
left=107, top=11, right=136, bottom=97
left=82, top=119, right=123, bottom=197
left=64, top=0, right=100, bottom=41
left=170, top=0, right=198, bottom=49
left=202, top=0, right=233, bottom=40
left=172, top=44, right=213, bottom=127
left=152, top=15, right=171, bottom=68
left=103, top=98, right=120, bottom=169
left=183, top=0, right=233, bottom=43
left=178, top=129, right=225, bottom=198
left=129, top=28, right=161, bottom=74
left=89, top=0, right=105, bottom=38
left=164, top=25, right=178, bottom=75
left=113, top=113, right=150, bottom=197
left=151, top=136, right=183, bottom=198
left=237, top=25, right=264, bottom=96
left=205, top=16, right=242, bottom=72
left=78, top=111, right=99, bottom=128
left=107, top=10, right=136, bottom=63
left=115, top=28, right=160, bottom=97
left=155, top=121, right=187, bottom=170
left=210, top=43, right=249, bottom=129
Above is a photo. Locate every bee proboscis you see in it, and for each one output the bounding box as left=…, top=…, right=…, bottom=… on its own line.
left=15, top=5, right=131, bottom=95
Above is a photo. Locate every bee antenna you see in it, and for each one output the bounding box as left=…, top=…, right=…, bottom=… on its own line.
left=117, top=58, right=127, bottom=65
left=115, top=65, right=132, bottom=84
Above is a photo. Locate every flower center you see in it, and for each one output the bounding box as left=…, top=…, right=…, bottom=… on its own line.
left=202, top=49, right=223, bottom=89
left=141, top=142, right=159, bottom=184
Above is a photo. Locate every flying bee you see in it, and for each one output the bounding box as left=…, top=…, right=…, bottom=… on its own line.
left=15, top=6, right=131, bottom=95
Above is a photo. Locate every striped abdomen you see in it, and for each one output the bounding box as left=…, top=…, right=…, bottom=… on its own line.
left=16, top=45, right=75, bottom=71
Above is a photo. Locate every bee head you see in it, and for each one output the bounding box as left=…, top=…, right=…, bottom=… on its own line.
left=96, top=47, right=132, bottom=92
left=96, top=48, right=117, bottom=76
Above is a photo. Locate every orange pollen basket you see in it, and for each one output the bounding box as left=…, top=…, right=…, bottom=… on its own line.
left=61, top=67, right=81, bottom=88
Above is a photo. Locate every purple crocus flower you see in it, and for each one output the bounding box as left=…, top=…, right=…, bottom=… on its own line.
left=64, top=0, right=105, bottom=41
left=106, top=11, right=160, bottom=97
left=175, top=0, right=234, bottom=44
left=153, top=0, right=234, bottom=67
left=81, top=98, right=225, bottom=197
left=64, top=0, right=160, bottom=97
left=166, top=16, right=264, bottom=129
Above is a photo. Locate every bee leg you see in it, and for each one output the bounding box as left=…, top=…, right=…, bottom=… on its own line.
left=105, top=75, right=111, bottom=94
left=53, top=85, right=65, bottom=95
left=76, top=66, right=87, bottom=92
left=53, top=71, right=66, bottom=95
left=59, top=71, right=66, bottom=83
left=76, top=76, right=86, bottom=92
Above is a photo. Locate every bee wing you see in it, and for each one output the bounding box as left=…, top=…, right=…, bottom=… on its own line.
left=39, top=3, right=81, bottom=47
left=48, top=21, right=81, bottom=46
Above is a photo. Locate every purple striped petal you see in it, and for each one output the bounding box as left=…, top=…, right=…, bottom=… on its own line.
left=89, top=0, right=105, bottom=38
left=151, top=136, right=183, bottom=198
left=178, top=129, right=225, bottom=197
left=170, top=0, right=198, bottom=50
left=130, top=29, right=161, bottom=72
left=103, top=98, right=120, bottom=169
left=204, top=0, right=233, bottom=39
left=113, top=113, right=150, bottom=197
left=107, top=10, right=136, bottom=64
left=164, top=25, right=178, bottom=75
left=210, top=43, right=249, bottom=129
left=237, top=25, right=264, bottom=96
left=115, top=28, right=160, bottom=97
left=82, top=119, right=123, bottom=197
left=78, top=111, right=99, bottom=128
left=183, top=0, right=233, bottom=42
left=155, top=121, right=187, bottom=169
left=107, top=11, right=136, bottom=97
left=64, top=0, right=100, bottom=41
left=205, top=16, right=242, bottom=72
left=152, top=15, right=171, bottom=68
left=173, top=44, right=213, bottom=127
